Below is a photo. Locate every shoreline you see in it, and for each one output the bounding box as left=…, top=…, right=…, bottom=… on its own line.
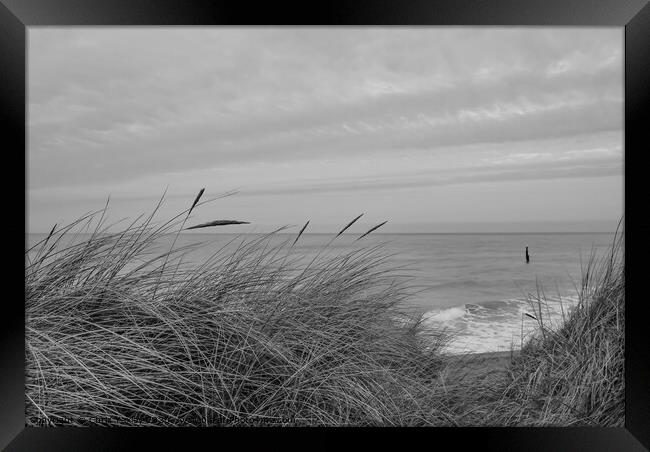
left=446, top=350, right=519, bottom=359
left=441, top=350, right=520, bottom=384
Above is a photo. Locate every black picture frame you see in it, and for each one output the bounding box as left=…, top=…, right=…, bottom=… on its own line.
left=3, top=0, right=649, bottom=449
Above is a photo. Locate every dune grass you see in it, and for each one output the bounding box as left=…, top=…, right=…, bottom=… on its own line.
left=25, top=194, right=451, bottom=426
left=439, top=225, right=625, bottom=426
left=25, top=193, right=624, bottom=426
left=496, top=228, right=625, bottom=426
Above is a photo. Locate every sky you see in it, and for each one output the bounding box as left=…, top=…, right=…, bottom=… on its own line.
left=27, top=28, right=623, bottom=233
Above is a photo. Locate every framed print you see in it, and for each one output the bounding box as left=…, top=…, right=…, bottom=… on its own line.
left=3, top=0, right=649, bottom=449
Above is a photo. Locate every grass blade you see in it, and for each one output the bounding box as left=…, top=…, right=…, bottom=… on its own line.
left=186, top=220, right=250, bottom=230
left=336, top=214, right=363, bottom=238
left=355, top=221, right=387, bottom=242
left=292, top=220, right=310, bottom=247
left=189, top=188, right=205, bottom=216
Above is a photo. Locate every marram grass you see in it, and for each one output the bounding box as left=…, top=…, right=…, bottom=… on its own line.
left=25, top=194, right=450, bottom=426
left=438, top=225, right=625, bottom=427
left=497, top=229, right=625, bottom=426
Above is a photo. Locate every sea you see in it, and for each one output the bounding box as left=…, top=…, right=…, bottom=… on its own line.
left=27, top=232, right=617, bottom=354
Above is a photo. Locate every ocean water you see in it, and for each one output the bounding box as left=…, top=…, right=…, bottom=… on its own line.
left=27, top=232, right=617, bottom=354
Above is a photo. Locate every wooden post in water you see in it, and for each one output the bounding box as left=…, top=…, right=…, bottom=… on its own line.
left=525, top=246, right=530, bottom=264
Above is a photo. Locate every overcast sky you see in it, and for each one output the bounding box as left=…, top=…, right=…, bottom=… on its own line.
left=28, top=28, right=623, bottom=233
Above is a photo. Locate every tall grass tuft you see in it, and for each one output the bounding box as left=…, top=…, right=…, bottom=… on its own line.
left=504, top=227, right=624, bottom=426
left=441, top=224, right=625, bottom=426
left=25, top=195, right=451, bottom=426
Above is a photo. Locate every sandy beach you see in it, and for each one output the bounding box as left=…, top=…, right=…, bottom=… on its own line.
left=442, top=350, right=519, bottom=384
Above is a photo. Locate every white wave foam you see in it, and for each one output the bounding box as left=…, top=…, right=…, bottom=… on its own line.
left=423, top=306, right=466, bottom=323
left=421, top=291, right=582, bottom=354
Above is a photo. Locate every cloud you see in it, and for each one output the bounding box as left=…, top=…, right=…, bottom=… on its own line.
left=27, top=28, right=623, bottom=231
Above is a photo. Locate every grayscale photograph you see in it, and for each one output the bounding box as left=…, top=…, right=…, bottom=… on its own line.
left=26, top=27, right=624, bottom=426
